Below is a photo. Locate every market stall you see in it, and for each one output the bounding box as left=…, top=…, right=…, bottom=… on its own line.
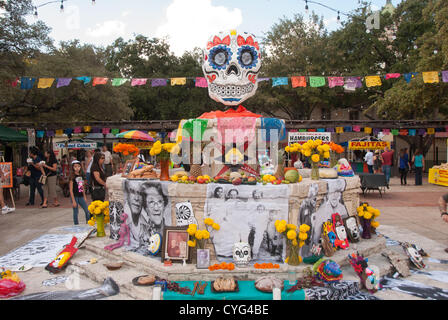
left=429, top=164, right=448, bottom=187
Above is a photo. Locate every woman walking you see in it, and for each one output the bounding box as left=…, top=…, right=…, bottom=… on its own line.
left=90, top=152, right=107, bottom=201
left=412, top=149, right=425, bottom=186
left=398, top=148, right=410, bottom=185
left=373, top=150, right=382, bottom=174
left=41, top=150, right=60, bottom=208
left=69, top=160, right=90, bottom=225
left=26, top=147, right=45, bottom=206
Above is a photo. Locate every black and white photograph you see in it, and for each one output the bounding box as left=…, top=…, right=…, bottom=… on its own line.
left=196, top=249, right=210, bottom=269
left=297, top=183, right=319, bottom=258
left=309, top=179, right=349, bottom=249
left=204, top=183, right=289, bottom=262
left=122, top=179, right=172, bottom=256
left=175, top=201, right=198, bottom=227
left=109, top=201, right=124, bottom=240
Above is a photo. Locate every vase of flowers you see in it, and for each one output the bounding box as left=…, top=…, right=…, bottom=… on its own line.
left=275, top=220, right=310, bottom=266
left=357, top=203, right=381, bottom=239
left=113, top=143, right=140, bottom=163
left=88, top=200, right=110, bottom=237
left=329, top=142, right=345, bottom=167
left=303, top=140, right=330, bottom=180
left=149, top=141, right=179, bottom=181
left=187, top=218, right=220, bottom=250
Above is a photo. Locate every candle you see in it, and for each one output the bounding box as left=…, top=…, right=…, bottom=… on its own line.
left=273, top=288, right=281, bottom=300
left=152, top=286, right=161, bottom=300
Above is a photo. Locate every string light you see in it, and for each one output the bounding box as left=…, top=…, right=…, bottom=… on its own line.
left=92, top=0, right=95, bottom=4
left=60, top=0, right=64, bottom=12
left=305, top=0, right=309, bottom=14
left=33, top=6, right=38, bottom=17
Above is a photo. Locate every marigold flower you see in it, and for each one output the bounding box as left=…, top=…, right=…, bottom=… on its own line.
left=364, top=212, right=372, bottom=220
left=311, top=154, right=320, bottom=163
left=287, top=224, right=297, bottom=230
left=299, top=224, right=310, bottom=233
left=292, top=239, right=298, bottom=246
left=212, top=223, right=220, bottom=230
left=371, top=221, right=380, bottom=228
left=287, top=230, right=297, bottom=240
left=204, top=218, right=214, bottom=225
left=187, top=240, right=196, bottom=247
left=299, top=232, right=308, bottom=241
left=195, top=230, right=203, bottom=240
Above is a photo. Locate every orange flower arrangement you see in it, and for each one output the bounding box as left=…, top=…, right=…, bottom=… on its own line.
left=208, top=262, right=235, bottom=271
left=329, top=142, right=344, bottom=154
left=254, top=263, right=280, bottom=269
left=113, top=143, right=140, bottom=157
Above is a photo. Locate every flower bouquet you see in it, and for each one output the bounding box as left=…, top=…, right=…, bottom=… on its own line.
left=357, top=203, right=381, bottom=239
left=149, top=141, right=180, bottom=180
left=275, top=220, right=310, bottom=266
left=187, top=218, right=220, bottom=249
left=113, top=143, right=140, bottom=163
left=329, top=142, right=345, bottom=167
left=87, top=200, right=110, bottom=237
left=299, top=140, right=331, bottom=180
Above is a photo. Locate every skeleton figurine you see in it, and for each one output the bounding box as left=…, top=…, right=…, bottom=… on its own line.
left=343, top=216, right=361, bottom=243
left=203, top=30, right=262, bottom=107
left=332, top=213, right=349, bottom=249
left=109, top=202, right=124, bottom=240
left=233, top=241, right=251, bottom=267
left=104, top=213, right=130, bottom=251
left=402, top=242, right=426, bottom=269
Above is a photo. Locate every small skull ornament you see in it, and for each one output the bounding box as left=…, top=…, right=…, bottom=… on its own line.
left=233, top=241, right=251, bottom=267
left=203, top=30, right=262, bottom=106
left=148, top=233, right=162, bottom=256
left=344, top=216, right=361, bottom=242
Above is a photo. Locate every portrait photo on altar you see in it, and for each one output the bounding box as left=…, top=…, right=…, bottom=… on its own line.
left=161, top=226, right=191, bottom=263
left=122, top=179, right=172, bottom=256
left=204, top=183, right=289, bottom=262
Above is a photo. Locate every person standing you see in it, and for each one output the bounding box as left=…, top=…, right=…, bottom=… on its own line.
left=102, top=145, right=113, bottom=178
left=412, top=149, right=425, bottom=186
left=381, top=146, right=395, bottom=186
left=41, top=150, right=59, bottom=208
left=111, top=151, right=121, bottom=175
left=69, top=160, right=90, bottom=225
left=84, top=150, right=93, bottom=194
left=373, top=150, right=382, bottom=174
left=26, top=147, right=45, bottom=206
left=364, top=150, right=374, bottom=174
left=438, top=194, right=448, bottom=253
left=90, top=152, right=107, bottom=201
left=399, top=148, right=410, bottom=185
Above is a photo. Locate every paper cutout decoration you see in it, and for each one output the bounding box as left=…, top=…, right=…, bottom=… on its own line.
left=385, top=73, right=401, bottom=80
left=55, top=129, right=63, bottom=135
left=344, top=126, right=352, bottom=132
left=20, top=77, right=36, bottom=89
left=175, top=202, right=197, bottom=227
left=9, top=78, right=18, bottom=87
left=364, top=127, right=372, bottom=134
left=195, top=77, right=208, bottom=88
left=427, top=128, right=435, bottom=135
left=328, top=77, right=344, bottom=88
left=102, top=128, right=111, bottom=134
left=382, top=129, right=390, bottom=134
left=257, top=78, right=270, bottom=83
left=442, top=71, right=448, bottom=83
left=291, top=76, right=307, bottom=88
left=423, top=72, right=439, bottom=84
left=75, top=76, right=92, bottom=85
left=309, top=76, right=326, bottom=87
left=336, top=127, right=344, bottom=133
left=46, top=130, right=55, bottom=137
left=317, top=128, right=325, bottom=132
left=326, top=128, right=335, bottom=133
left=111, top=128, right=120, bottom=135
left=344, top=77, right=362, bottom=91
left=73, top=127, right=82, bottom=134
left=353, top=125, right=361, bottom=132
left=365, top=76, right=382, bottom=87
left=391, top=129, right=399, bottom=136
left=418, top=129, right=426, bottom=136
left=57, top=78, right=72, bottom=88
left=131, top=78, right=147, bottom=86
left=151, top=78, right=167, bottom=87
left=408, top=129, right=416, bottom=136
left=272, top=77, right=289, bottom=87
left=399, top=129, right=408, bottom=136
left=170, top=77, right=186, bottom=86
left=404, top=73, right=418, bottom=83
left=92, top=77, right=108, bottom=86
left=64, top=128, right=74, bottom=135
left=299, top=129, right=307, bottom=132
left=308, top=128, right=316, bottom=132
left=373, top=128, right=381, bottom=135
left=36, top=130, right=45, bottom=138
left=37, top=78, right=55, bottom=89
left=83, top=126, right=91, bottom=133
left=112, top=78, right=128, bottom=86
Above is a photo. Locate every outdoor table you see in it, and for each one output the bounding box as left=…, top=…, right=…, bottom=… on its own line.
left=358, top=173, right=388, bottom=197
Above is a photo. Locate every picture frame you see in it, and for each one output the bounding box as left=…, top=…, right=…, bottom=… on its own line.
left=161, top=226, right=192, bottom=263
left=196, top=248, right=210, bottom=269
left=122, top=159, right=138, bottom=178
left=0, top=162, right=13, bottom=188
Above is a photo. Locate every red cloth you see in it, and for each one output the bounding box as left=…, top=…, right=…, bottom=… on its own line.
left=381, top=150, right=394, bottom=166
left=198, top=105, right=262, bottom=119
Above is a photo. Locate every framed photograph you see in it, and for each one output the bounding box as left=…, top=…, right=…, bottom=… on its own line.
left=0, top=162, right=13, bottom=188
left=196, top=248, right=210, bottom=269
left=161, top=226, right=191, bottom=263
left=122, top=159, right=138, bottom=178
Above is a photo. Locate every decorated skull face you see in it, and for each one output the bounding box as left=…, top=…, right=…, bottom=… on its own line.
left=109, top=202, right=124, bottom=240
left=203, top=30, right=262, bottom=106
left=344, top=216, right=360, bottom=242
left=148, top=233, right=162, bottom=256
left=233, top=241, right=251, bottom=267
left=403, top=244, right=425, bottom=269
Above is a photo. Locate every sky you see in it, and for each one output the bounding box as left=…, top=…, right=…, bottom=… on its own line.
left=29, top=0, right=403, bottom=56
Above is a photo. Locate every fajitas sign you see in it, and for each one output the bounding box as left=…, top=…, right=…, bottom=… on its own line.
left=349, top=141, right=390, bottom=150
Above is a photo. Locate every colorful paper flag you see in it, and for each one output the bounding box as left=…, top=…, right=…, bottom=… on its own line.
left=73, top=127, right=82, bottom=134
left=373, top=128, right=381, bottom=135
left=272, top=77, right=289, bottom=87
left=57, top=78, right=72, bottom=88
left=404, top=73, right=418, bottom=83
left=112, top=78, right=128, bottom=86
left=344, top=126, right=353, bottom=132
left=399, top=129, right=408, bottom=136
left=20, top=77, right=36, bottom=89
left=344, top=77, right=362, bottom=91
left=151, top=78, right=167, bottom=87
left=328, top=77, right=344, bottom=88
left=382, top=129, right=390, bottom=134
left=365, top=76, right=382, bottom=87
left=36, top=130, right=45, bottom=138
left=299, top=129, right=307, bottom=132
left=46, top=130, right=55, bottom=137
left=291, top=76, right=307, bottom=88
left=75, top=76, right=92, bottom=85
left=442, top=71, right=448, bottom=83
left=391, top=129, right=399, bottom=136
left=257, top=78, right=270, bottom=83
left=326, top=128, right=335, bottom=133
left=309, top=76, right=326, bottom=88
left=336, top=127, right=344, bottom=133
left=195, top=77, right=208, bottom=88
left=418, top=129, right=426, bottom=135
left=111, top=129, right=120, bottom=135
left=308, top=129, right=316, bottom=132
left=55, top=129, right=63, bottom=136
left=427, top=128, right=435, bottom=134
left=131, top=78, right=147, bottom=86
left=83, top=126, right=91, bottom=133
left=423, top=72, right=439, bottom=84
left=64, top=128, right=73, bottom=135
left=37, top=78, right=54, bottom=89
left=171, top=78, right=186, bottom=86
left=385, top=73, right=401, bottom=80
left=317, top=128, right=325, bottom=132
left=102, top=128, right=111, bottom=134
left=364, top=127, right=372, bottom=134
left=9, top=78, right=19, bottom=87
left=92, top=77, right=108, bottom=86
left=408, top=129, right=416, bottom=136
left=92, top=127, right=101, bottom=133
left=353, top=125, right=361, bottom=132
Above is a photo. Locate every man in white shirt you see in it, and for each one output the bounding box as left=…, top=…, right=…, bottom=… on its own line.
left=364, top=150, right=374, bottom=174
left=101, top=145, right=113, bottom=178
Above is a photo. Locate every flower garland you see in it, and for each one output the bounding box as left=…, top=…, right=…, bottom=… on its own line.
left=254, top=263, right=280, bottom=269
left=275, top=220, right=310, bottom=265
left=113, top=143, right=139, bottom=157
left=87, top=200, right=110, bottom=226
left=208, top=262, right=235, bottom=271
left=187, top=218, right=220, bottom=249
left=357, top=203, right=381, bottom=228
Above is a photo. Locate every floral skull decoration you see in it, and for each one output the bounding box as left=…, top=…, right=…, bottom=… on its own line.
left=203, top=30, right=262, bottom=106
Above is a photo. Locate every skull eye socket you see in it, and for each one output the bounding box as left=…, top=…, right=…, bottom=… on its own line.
left=237, top=46, right=258, bottom=69
left=213, top=50, right=228, bottom=66
left=244, top=250, right=249, bottom=255
left=241, top=51, right=253, bottom=66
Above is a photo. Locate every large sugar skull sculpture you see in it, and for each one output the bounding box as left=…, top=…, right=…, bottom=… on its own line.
left=203, top=30, right=262, bottom=106
left=233, top=241, right=251, bottom=267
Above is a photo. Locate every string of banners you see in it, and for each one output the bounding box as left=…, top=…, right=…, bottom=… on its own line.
left=20, top=126, right=448, bottom=139
left=9, top=70, right=448, bottom=90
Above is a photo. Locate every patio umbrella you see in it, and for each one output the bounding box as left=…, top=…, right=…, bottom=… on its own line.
left=115, top=130, right=155, bottom=141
